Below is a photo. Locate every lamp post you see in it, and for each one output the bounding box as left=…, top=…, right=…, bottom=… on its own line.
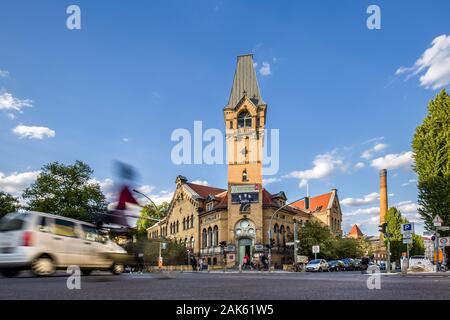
left=268, top=196, right=307, bottom=272
left=133, top=189, right=165, bottom=269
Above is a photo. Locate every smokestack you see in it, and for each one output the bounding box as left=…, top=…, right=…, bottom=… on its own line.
left=379, top=169, right=388, bottom=231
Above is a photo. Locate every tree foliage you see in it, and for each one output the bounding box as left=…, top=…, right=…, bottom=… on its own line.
left=298, top=221, right=365, bottom=260
left=136, top=201, right=170, bottom=236
left=412, top=89, right=450, bottom=232
left=0, top=191, right=20, bottom=218
left=385, top=207, right=425, bottom=262
left=22, top=161, right=107, bottom=223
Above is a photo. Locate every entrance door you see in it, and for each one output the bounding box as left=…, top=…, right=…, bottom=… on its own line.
left=238, top=238, right=252, bottom=265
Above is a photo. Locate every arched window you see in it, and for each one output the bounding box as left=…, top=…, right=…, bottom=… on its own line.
left=213, top=226, right=219, bottom=246
left=190, top=236, right=195, bottom=249
left=207, top=227, right=213, bottom=247
left=238, top=111, right=252, bottom=128
left=176, top=221, right=179, bottom=233
left=274, top=224, right=279, bottom=246
left=183, top=217, right=186, bottom=230
left=202, top=229, right=207, bottom=248
left=191, top=215, right=194, bottom=228
left=280, top=225, right=286, bottom=246
left=242, top=169, right=248, bottom=182
left=186, top=216, right=190, bottom=229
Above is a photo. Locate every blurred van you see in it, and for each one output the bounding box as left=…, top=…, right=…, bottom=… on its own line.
left=0, top=211, right=127, bottom=277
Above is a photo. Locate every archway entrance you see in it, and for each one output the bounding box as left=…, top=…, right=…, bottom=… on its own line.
left=238, top=238, right=253, bottom=265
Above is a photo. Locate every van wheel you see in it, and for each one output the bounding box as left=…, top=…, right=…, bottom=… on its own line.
left=111, top=263, right=124, bottom=275
left=81, top=269, right=93, bottom=276
left=31, top=256, right=55, bottom=276
left=0, top=268, right=20, bottom=278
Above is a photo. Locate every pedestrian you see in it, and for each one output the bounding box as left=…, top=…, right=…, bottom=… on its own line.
left=191, top=256, right=197, bottom=271
left=199, top=258, right=204, bottom=271
left=242, top=254, right=249, bottom=269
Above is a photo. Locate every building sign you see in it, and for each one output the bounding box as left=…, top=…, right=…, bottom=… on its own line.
left=231, top=184, right=259, bottom=194
left=231, top=192, right=259, bottom=204
left=225, top=245, right=236, bottom=252
left=254, top=244, right=264, bottom=251
left=227, top=254, right=235, bottom=261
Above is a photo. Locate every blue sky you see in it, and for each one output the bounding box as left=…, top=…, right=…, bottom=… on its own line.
left=1, top=0, right=449, bottom=235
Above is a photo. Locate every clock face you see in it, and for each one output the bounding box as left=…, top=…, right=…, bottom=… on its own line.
left=240, top=220, right=250, bottom=228
left=248, top=228, right=255, bottom=235
left=236, top=228, right=242, bottom=235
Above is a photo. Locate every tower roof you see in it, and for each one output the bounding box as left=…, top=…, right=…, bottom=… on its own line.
left=225, top=54, right=265, bottom=109
left=348, top=224, right=364, bottom=238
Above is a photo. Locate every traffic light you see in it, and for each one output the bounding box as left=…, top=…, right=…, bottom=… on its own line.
left=378, top=223, right=387, bottom=234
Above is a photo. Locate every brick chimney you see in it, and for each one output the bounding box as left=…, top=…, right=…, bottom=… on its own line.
left=379, top=169, right=388, bottom=235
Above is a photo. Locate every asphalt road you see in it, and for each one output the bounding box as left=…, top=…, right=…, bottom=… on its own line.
left=1, top=271, right=449, bottom=300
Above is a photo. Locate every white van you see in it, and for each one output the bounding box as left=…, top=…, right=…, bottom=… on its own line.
left=0, top=211, right=127, bottom=277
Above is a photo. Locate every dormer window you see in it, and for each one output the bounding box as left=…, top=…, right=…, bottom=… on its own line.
left=206, top=202, right=214, bottom=211
left=237, top=111, right=252, bottom=128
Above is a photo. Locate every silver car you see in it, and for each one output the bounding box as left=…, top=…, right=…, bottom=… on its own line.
left=306, top=259, right=329, bottom=272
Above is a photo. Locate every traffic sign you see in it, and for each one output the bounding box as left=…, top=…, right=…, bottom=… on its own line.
left=403, top=231, right=412, bottom=239
left=437, top=226, right=449, bottom=231
left=312, top=245, right=320, bottom=253
left=438, top=237, right=450, bottom=247
left=433, top=215, right=443, bottom=227
left=401, top=223, right=413, bottom=234
left=403, top=238, right=412, bottom=244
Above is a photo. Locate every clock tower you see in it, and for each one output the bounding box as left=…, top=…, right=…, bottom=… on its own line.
left=223, top=54, right=267, bottom=254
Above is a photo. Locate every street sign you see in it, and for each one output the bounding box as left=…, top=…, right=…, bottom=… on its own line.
left=437, top=226, right=450, bottom=231
left=254, top=244, right=264, bottom=251
left=433, top=215, right=443, bottom=227
left=403, top=238, right=413, bottom=244
left=312, top=245, right=320, bottom=253
left=286, top=240, right=300, bottom=246
left=438, top=237, right=450, bottom=247
left=225, top=245, right=236, bottom=252
left=401, top=223, right=413, bottom=234
left=403, top=231, right=412, bottom=239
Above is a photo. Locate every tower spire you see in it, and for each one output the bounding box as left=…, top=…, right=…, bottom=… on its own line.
left=225, top=54, right=264, bottom=110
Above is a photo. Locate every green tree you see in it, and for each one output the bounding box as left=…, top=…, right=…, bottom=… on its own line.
left=136, top=201, right=170, bottom=236
left=0, top=191, right=20, bottom=218
left=334, top=237, right=364, bottom=259
left=22, top=161, right=106, bottom=222
left=385, top=207, right=407, bottom=262
left=412, top=89, right=450, bottom=232
left=298, top=221, right=336, bottom=260
left=385, top=207, right=425, bottom=262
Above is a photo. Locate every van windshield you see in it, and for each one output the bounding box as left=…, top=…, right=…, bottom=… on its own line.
left=0, top=213, right=28, bottom=232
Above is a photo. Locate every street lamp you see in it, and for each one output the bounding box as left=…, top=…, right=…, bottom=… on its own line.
left=268, top=196, right=307, bottom=272
left=133, top=189, right=165, bottom=268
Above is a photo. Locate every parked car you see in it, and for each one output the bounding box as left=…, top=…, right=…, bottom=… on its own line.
left=328, top=260, right=345, bottom=271
left=379, top=261, right=386, bottom=270
left=306, top=259, right=329, bottom=272
left=0, top=211, right=128, bottom=277
left=353, top=259, right=362, bottom=270
left=341, top=258, right=356, bottom=271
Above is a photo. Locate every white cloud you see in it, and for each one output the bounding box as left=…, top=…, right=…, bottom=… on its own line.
left=341, top=192, right=379, bottom=207
left=263, top=177, right=281, bottom=185
left=361, top=143, right=388, bottom=160
left=0, top=171, right=40, bottom=195
left=0, top=92, right=33, bottom=112
left=363, top=136, right=384, bottom=144
left=259, top=62, right=271, bottom=76
left=191, top=180, right=209, bottom=186
left=122, top=138, right=129, bottom=143
left=0, top=70, right=10, bottom=78
left=343, top=206, right=380, bottom=217
left=285, top=152, right=345, bottom=187
left=12, top=125, right=55, bottom=139
left=370, top=151, right=413, bottom=170
left=354, top=162, right=365, bottom=170
left=402, top=179, right=417, bottom=187
left=396, top=34, right=450, bottom=90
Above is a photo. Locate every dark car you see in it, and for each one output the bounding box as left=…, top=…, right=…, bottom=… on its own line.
left=341, top=258, right=356, bottom=271
left=328, top=260, right=345, bottom=271
left=379, top=261, right=386, bottom=270
left=353, top=259, right=362, bottom=270
left=360, top=257, right=370, bottom=271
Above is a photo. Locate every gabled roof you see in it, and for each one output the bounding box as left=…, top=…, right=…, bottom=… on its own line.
left=291, top=191, right=334, bottom=213
left=185, top=183, right=226, bottom=199
left=348, top=224, right=364, bottom=238
left=224, top=54, right=265, bottom=110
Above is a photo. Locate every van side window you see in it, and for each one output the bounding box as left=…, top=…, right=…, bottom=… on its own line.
left=82, top=225, right=106, bottom=243
left=37, top=216, right=52, bottom=233
left=54, top=219, right=78, bottom=238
